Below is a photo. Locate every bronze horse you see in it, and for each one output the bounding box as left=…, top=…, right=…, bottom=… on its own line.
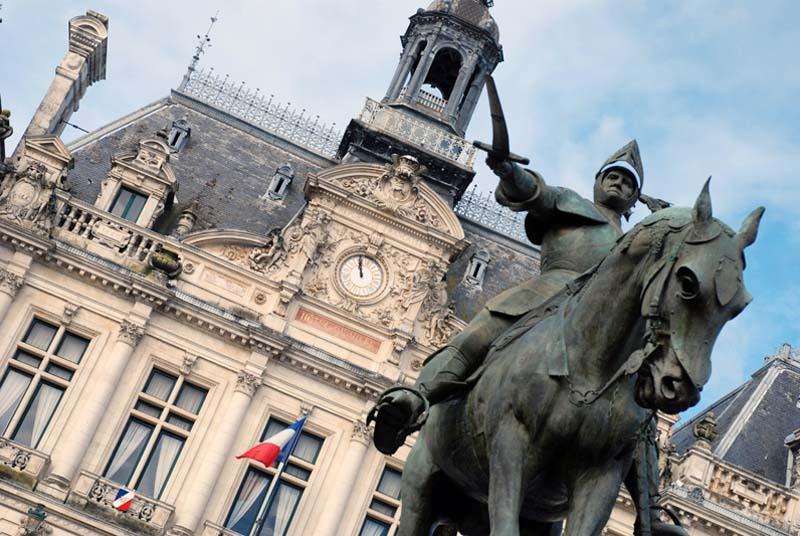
left=395, top=183, right=763, bottom=535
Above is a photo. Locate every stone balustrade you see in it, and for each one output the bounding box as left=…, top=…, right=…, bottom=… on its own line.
left=415, top=87, right=448, bottom=113
left=0, top=439, right=49, bottom=490
left=358, top=97, right=477, bottom=167
left=68, top=470, right=174, bottom=535
left=668, top=448, right=800, bottom=534
left=53, top=192, right=178, bottom=276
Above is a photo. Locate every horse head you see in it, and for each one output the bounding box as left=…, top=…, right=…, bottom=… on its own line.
left=627, top=180, right=763, bottom=414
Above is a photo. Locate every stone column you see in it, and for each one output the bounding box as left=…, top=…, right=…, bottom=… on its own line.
left=403, top=39, right=437, bottom=104
left=38, top=307, right=150, bottom=500
left=169, top=358, right=267, bottom=535
left=0, top=252, right=33, bottom=326
left=385, top=35, right=423, bottom=101
left=456, top=65, right=487, bottom=133
left=17, top=11, right=108, bottom=149
left=313, top=421, right=372, bottom=536
left=444, top=53, right=479, bottom=118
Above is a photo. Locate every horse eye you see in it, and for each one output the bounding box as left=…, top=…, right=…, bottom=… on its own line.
left=676, top=267, right=700, bottom=300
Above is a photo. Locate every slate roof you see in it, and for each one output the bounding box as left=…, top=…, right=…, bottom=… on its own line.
left=67, top=91, right=333, bottom=236
left=672, top=347, right=800, bottom=486
left=65, top=88, right=541, bottom=323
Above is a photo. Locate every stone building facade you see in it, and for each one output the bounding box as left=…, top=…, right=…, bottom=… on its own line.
left=0, top=3, right=796, bottom=536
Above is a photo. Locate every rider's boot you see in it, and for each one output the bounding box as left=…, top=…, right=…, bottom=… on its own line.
left=370, top=346, right=472, bottom=455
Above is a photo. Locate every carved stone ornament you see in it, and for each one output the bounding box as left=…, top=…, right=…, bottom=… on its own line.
left=337, top=155, right=447, bottom=231
left=249, top=227, right=287, bottom=274
left=117, top=319, right=145, bottom=347
left=235, top=370, right=261, bottom=397
left=284, top=207, right=331, bottom=267
left=0, top=267, right=24, bottom=297
left=351, top=420, right=372, bottom=445
left=0, top=161, right=58, bottom=236
left=180, top=353, right=197, bottom=376
left=693, top=412, right=718, bottom=448
left=399, top=259, right=444, bottom=311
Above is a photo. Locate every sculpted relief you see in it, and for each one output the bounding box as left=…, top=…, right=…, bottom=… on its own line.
left=339, top=155, right=445, bottom=230
left=0, top=161, right=60, bottom=236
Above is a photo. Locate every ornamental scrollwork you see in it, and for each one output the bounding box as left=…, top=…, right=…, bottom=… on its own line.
left=0, top=161, right=60, bottom=236
left=235, top=370, right=261, bottom=397
left=351, top=420, right=371, bottom=445
left=0, top=268, right=24, bottom=297
left=117, top=320, right=145, bottom=347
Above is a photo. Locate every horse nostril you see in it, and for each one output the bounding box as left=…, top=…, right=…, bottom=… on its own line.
left=661, top=377, right=679, bottom=400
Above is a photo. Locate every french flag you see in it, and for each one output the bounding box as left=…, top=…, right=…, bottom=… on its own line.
left=237, top=417, right=306, bottom=468
left=113, top=488, right=135, bottom=512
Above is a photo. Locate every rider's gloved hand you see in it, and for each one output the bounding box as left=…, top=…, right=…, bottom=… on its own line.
left=486, top=154, right=515, bottom=181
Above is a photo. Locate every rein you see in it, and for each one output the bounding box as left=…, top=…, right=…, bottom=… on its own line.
left=567, top=225, right=691, bottom=407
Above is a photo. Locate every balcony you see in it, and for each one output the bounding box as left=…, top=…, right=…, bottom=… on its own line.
left=68, top=470, right=175, bottom=535
left=358, top=97, right=476, bottom=167
left=52, top=192, right=178, bottom=279
left=0, top=439, right=49, bottom=489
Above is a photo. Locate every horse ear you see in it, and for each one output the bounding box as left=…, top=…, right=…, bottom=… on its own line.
left=737, top=206, right=765, bottom=250
left=692, top=177, right=713, bottom=225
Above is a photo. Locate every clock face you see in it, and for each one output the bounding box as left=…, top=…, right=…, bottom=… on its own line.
left=338, top=254, right=384, bottom=298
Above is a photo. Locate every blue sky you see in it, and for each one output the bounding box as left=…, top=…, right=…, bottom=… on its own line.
left=1, top=1, right=798, bottom=420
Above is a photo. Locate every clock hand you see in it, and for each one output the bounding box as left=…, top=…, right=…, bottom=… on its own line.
left=358, top=255, right=364, bottom=278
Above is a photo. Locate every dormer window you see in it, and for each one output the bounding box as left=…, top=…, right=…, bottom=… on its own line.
left=464, top=250, right=490, bottom=287
left=110, top=186, right=148, bottom=223
left=167, top=119, right=191, bottom=152
left=264, top=163, right=295, bottom=201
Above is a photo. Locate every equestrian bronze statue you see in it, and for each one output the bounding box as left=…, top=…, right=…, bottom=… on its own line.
left=369, top=79, right=764, bottom=536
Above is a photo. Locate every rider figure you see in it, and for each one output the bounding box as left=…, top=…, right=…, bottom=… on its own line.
left=372, top=139, right=643, bottom=454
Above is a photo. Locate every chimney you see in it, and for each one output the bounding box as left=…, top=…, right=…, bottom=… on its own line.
left=15, top=11, right=108, bottom=150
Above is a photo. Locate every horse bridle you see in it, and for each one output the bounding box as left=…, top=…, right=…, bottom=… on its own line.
left=568, top=223, right=691, bottom=407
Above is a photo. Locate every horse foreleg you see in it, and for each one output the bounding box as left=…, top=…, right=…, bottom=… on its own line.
left=564, top=463, right=626, bottom=536
left=488, top=414, right=531, bottom=536
left=397, top=435, right=441, bottom=536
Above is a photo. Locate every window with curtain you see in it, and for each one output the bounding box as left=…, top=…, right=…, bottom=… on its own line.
left=359, top=465, right=403, bottom=536
left=0, top=318, right=90, bottom=449
left=225, top=417, right=324, bottom=536
left=104, top=368, right=206, bottom=499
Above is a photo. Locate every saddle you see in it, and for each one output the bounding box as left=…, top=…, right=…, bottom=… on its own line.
left=463, top=268, right=596, bottom=389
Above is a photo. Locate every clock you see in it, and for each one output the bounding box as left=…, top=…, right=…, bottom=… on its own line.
left=337, top=254, right=385, bottom=298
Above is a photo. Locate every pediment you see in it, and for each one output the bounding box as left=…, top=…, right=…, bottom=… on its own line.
left=309, top=157, right=465, bottom=241
left=183, top=229, right=267, bottom=270
left=111, top=137, right=176, bottom=186
left=22, top=135, right=74, bottom=170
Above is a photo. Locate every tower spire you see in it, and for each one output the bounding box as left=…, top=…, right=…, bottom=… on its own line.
left=179, top=13, right=219, bottom=90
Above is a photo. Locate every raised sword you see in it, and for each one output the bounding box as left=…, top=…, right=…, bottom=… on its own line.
left=473, top=75, right=530, bottom=165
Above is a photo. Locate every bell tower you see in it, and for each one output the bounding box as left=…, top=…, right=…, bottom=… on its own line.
left=338, top=0, right=503, bottom=204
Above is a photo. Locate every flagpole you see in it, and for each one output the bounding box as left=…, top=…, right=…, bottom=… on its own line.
left=249, top=418, right=307, bottom=536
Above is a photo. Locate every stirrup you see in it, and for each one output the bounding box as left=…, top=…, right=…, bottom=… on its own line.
left=366, top=386, right=431, bottom=454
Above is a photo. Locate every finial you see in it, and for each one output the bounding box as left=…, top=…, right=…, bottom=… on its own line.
left=179, top=13, right=219, bottom=90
